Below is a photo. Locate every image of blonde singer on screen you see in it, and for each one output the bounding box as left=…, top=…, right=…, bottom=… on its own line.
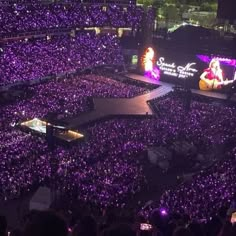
left=199, top=58, right=234, bottom=91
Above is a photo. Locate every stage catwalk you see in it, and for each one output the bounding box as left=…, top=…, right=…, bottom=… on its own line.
left=64, top=74, right=236, bottom=129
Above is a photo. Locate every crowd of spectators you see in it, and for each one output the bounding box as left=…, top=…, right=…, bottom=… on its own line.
left=0, top=73, right=149, bottom=202
left=1, top=74, right=236, bottom=236
left=158, top=155, right=236, bottom=221
left=1, top=74, right=147, bottom=123
left=0, top=3, right=143, bottom=35
left=0, top=32, right=124, bottom=86
left=136, top=92, right=236, bottom=225
left=1, top=1, right=236, bottom=235
left=1, top=206, right=236, bottom=236
left=1, top=88, right=236, bottom=217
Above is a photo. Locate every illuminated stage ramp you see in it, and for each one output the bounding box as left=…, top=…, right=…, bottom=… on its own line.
left=21, top=118, right=84, bottom=143
left=21, top=118, right=47, bottom=133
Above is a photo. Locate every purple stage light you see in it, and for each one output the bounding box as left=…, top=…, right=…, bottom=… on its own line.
left=160, top=208, right=167, bottom=216
left=197, top=54, right=236, bottom=67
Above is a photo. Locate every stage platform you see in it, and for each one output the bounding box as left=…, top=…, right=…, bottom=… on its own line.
left=21, top=118, right=84, bottom=142
left=64, top=74, right=236, bottom=129
left=66, top=79, right=173, bottom=129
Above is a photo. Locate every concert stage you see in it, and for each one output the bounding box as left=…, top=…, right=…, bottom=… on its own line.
left=65, top=78, right=173, bottom=129
left=62, top=73, right=236, bottom=129
left=53, top=73, right=236, bottom=130
left=21, top=118, right=84, bottom=142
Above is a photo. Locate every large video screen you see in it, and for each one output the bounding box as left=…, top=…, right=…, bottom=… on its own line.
left=143, top=47, right=236, bottom=92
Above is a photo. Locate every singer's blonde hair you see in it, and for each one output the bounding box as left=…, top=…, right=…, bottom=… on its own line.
left=209, top=58, right=220, bottom=69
